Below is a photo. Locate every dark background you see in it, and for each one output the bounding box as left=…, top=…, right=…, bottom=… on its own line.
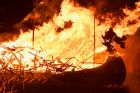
left=0, top=0, right=33, bottom=32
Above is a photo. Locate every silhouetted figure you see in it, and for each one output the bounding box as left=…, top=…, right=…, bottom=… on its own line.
left=102, top=27, right=127, bottom=54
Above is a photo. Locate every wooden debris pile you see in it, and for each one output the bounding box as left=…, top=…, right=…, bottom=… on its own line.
left=0, top=45, right=78, bottom=93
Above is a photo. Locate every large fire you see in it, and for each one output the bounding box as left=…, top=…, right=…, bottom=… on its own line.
left=0, top=0, right=140, bottom=72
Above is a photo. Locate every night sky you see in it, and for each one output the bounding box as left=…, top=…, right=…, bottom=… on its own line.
left=0, top=0, right=33, bottom=32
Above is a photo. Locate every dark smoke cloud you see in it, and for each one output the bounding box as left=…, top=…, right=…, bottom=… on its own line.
left=17, top=0, right=63, bottom=31
left=76, top=0, right=139, bottom=14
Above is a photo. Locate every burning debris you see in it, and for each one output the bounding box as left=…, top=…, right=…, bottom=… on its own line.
left=0, top=0, right=140, bottom=92
left=0, top=46, right=79, bottom=92
left=0, top=45, right=126, bottom=92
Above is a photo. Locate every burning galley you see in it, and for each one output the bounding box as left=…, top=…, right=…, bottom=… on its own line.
left=0, top=0, right=140, bottom=92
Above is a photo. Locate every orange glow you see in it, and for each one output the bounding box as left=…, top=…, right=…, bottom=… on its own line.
left=0, top=0, right=140, bottom=72
left=114, top=2, right=140, bottom=36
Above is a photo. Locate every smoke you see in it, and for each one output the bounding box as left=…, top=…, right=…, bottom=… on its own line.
left=17, top=0, right=63, bottom=31
left=116, top=28, right=140, bottom=93
left=76, top=0, right=139, bottom=13
left=0, top=32, right=18, bottom=42
left=122, top=28, right=140, bottom=73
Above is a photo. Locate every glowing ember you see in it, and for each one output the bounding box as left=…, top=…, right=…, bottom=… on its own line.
left=0, top=0, right=140, bottom=72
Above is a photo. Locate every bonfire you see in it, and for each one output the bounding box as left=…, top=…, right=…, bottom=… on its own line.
left=0, top=0, right=140, bottom=93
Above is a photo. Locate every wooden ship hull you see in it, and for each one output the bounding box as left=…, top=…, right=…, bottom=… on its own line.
left=17, top=55, right=126, bottom=93
left=51, top=55, right=126, bottom=86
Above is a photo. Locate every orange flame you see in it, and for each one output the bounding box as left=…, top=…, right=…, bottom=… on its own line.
left=0, top=0, right=140, bottom=72
left=114, top=2, right=140, bottom=36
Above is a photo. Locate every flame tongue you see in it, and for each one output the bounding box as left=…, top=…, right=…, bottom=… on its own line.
left=114, top=2, right=140, bottom=36
left=0, top=0, right=140, bottom=72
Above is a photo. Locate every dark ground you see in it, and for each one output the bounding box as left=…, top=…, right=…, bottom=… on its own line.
left=16, top=85, right=129, bottom=93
